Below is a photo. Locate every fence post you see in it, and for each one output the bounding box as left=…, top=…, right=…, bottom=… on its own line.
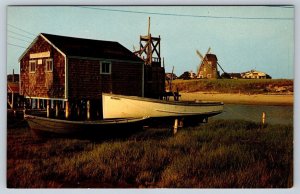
left=55, top=101, right=59, bottom=117
left=46, top=100, right=50, bottom=118
left=173, top=118, right=178, bottom=135
left=37, top=99, right=40, bottom=109
left=87, top=100, right=91, bottom=120
left=65, top=101, right=70, bottom=119
left=261, top=111, right=266, bottom=128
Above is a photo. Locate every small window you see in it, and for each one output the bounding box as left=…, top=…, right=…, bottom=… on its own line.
left=203, top=67, right=206, bottom=72
left=100, top=61, right=111, bottom=74
left=46, top=59, right=53, bottom=72
left=29, top=60, right=36, bottom=73
left=38, top=59, right=43, bottom=65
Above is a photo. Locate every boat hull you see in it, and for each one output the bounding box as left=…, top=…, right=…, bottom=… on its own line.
left=25, top=114, right=149, bottom=136
left=102, top=93, right=223, bottom=119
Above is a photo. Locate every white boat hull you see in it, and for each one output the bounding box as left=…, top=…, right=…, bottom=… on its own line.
left=102, top=93, right=223, bottom=119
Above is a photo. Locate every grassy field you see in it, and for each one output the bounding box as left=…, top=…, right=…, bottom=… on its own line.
left=170, top=79, right=293, bottom=94
left=7, top=119, right=293, bottom=188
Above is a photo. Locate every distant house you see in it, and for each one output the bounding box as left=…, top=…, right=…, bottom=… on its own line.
left=7, top=74, right=19, bottom=82
left=7, top=82, right=19, bottom=109
left=19, top=33, right=144, bottom=118
left=241, top=69, right=271, bottom=79
left=7, top=70, right=23, bottom=109
left=189, top=71, right=197, bottom=79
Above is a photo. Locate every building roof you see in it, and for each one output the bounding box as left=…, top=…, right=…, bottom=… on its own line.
left=242, top=69, right=267, bottom=75
left=7, top=74, right=19, bottom=82
left=7, top=82, right=19, bottom=93
left=20, top=33, right=143, bottom=62
left=204, top=54, right=218, bottom=61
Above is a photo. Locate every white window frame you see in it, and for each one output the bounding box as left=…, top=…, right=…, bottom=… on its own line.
left=45, top=58, right=53, bottom=72
left=100, top=61, right=111, bottom=75
left=29, top=60, right=36, bottom=73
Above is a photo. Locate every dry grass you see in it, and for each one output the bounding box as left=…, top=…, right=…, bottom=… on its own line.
left=170, top=79, right=293, bottom=94
left=7, top=119, right=293, bottom=188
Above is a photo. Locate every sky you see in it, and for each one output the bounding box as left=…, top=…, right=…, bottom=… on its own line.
left=6, top=6, right=294, bottom=78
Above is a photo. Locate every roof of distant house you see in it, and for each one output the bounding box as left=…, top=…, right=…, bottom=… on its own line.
left=242, top=69, right=267, bottom=75
left=7, top=74, right=19, bottom=82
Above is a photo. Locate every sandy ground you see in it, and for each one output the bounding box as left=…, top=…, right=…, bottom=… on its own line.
left=179, top=92, right=293, bottom=106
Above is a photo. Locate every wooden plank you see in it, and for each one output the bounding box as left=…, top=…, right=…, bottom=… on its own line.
left=30, top=51, right=50, bottom=59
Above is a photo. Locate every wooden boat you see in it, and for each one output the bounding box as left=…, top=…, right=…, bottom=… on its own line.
left=102, top=93, right=223, bottom=121
left=24, top=113, right=149, bottom=135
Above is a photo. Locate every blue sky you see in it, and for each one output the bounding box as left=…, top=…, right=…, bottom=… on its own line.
left=7, top=6, right=294, bottom=78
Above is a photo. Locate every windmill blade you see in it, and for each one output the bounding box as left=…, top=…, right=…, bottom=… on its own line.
left=196, top=50, right=204, bottom=60
left=217, top=62, right=226, bottom=73
left=202, top=47, right=212, bottom=64
left=196, top=49, right=206, bottom=78
left=206, top=47, right=211, bottom=55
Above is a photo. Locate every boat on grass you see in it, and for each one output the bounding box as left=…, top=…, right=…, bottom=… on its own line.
left=102, top=93, right=223, bottom=123
left=25, top=113, right=149, bottom=136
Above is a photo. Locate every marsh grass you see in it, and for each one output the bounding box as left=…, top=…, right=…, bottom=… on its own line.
left=7, top=119, right=293, bottom=188
left=171, top=79, right=293, bottom=94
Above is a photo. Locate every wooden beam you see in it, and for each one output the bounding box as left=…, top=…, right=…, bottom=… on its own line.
left=55, top=101, right=59, bottom=117
left=158, top=35, right=161, bottom=59
left=11, top=92, right=14, bottom=109
left=65, top=101, right=70, bottom=119
left=46, top=100, right=50, bottom=118
left=148, top=17, right=151, bottom=36
left=151, top=41, right=160, bottom=57
left=173, top=118, right=178, bottom=135
left=87, top=100, right=91, bottom=120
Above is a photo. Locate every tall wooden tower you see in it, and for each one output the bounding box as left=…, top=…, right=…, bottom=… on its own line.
left=134, top=17, right=165, bottom=98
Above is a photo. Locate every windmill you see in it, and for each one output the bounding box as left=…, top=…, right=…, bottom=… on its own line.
left=196, top=48, right=227, bottom=79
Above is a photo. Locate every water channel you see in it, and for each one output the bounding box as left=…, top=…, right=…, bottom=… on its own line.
left=212, top=104, right=293, bottom=125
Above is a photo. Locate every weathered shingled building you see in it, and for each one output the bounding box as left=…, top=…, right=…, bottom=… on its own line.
left=197, top=54, right=219, bottom=79
left=19, top=33, right=144, bottom=119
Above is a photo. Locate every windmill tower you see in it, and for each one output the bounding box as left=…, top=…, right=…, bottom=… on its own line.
left=196, top=48, right=219, bottom=79
left=134, top=17, right=165, bottom=98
